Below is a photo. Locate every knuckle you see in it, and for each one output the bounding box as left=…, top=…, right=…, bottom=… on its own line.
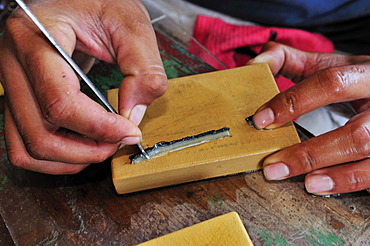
left=24, top=138, right=51, bottom=160
left=143, top=73, right=168, bottom=98
left=349, top=64, right=366, bottom=74
left=281, top=90, right=300, bottom=114
left=319, top=68, right=349, bottom=97
left=295, top=148, right=318, bottom=173
left=348, top=121, right=370, bottom=157
left=346, top=171, right=368, bottom=192
left=41, top=95, right=75, bottom=125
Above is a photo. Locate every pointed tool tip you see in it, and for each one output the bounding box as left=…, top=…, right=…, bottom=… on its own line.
left=137, top=142, right=150, bottom=160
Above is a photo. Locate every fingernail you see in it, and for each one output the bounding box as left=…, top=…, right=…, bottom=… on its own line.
left=246, top=58, right=255, bottom=64
left=129, top=104, right=147, bottom=126
left=253, top=108, right=274, bottom=129
left=263, top=162, right=290, bottom=180
left=306, top=175, right=334, bottom=194
left=120, top=136, right=141, bottom=145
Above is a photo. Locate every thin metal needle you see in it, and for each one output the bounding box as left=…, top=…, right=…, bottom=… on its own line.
left=14, top=0, right=150, bottom=159
left=137, top=141, right=150, bottom=160
left=14, top=0, right=116, bottom=113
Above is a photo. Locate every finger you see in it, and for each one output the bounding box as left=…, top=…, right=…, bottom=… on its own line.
left=262, top=109, right=370, bottom=180
left=103, top=1, right=168, bottom=125
left=251, top=61, right=370, bottom=129
left=248, top=42, right=370, bottom=129
left=5, top=12, right=141, bottom=144
left=249, top=41, right=370, bottom=82
left=0, top=48, right=121, bottom=164
left=305, top=159, right=370, bottom=195
left=4, top=102, right=89, bottom=175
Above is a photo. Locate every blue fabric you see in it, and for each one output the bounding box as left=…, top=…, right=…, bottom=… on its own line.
left=239, top=0, right=370, bottom=26
left=188, top=0, right=370, bottom=54
left=189, top=0, right=370, bottom=27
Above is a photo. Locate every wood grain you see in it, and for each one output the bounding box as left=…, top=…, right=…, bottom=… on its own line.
left=108, top=64, right=300, bottom=194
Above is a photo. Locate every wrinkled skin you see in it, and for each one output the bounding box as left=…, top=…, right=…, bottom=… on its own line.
left=0, top=0, right=167, bottom=174
left=250, top=42, right=370, bottom=195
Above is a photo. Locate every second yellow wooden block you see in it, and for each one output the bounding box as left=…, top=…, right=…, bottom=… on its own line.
left=137, top=212, right=254, bottom=246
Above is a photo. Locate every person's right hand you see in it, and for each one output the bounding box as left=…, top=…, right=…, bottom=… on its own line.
left=0, top=0, right=167, bottom=174
left=249, top=42, right=369, bottom=195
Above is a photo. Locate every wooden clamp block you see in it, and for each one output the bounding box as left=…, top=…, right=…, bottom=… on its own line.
left=107, top=64, right=300, bottom=194
left=137, top=212, right=254, bottom=246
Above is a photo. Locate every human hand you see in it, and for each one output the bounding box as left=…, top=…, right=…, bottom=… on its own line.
left=249, top=42, right=370, bottom=195
left=0, top=0, right=167, bottom=174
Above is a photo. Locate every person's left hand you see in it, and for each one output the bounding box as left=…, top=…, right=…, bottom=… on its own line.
left=248, top=42, right=370, bottom=196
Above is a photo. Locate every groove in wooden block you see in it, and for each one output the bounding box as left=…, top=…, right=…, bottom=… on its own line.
left=108, top=64, right=300, bottom=194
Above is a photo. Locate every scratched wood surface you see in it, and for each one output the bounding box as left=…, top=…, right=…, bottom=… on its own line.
left=0, top=31, right=369, bottom=245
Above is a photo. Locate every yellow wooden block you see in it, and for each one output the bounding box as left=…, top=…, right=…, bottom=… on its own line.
left=108, top=64, right=300, bottom=194
left=137, top=212, right=254, bottom=246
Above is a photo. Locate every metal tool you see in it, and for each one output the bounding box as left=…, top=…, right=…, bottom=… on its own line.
left=14, top=0, right=150, bottom=159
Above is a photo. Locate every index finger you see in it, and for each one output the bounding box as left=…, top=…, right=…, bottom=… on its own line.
left=3, top=14, right=141, bottom=144
left=249, top=53, right=370, bottom=129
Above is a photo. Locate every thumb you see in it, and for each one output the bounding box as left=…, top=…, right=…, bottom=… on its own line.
left=107, top=4, right=167, bottom=125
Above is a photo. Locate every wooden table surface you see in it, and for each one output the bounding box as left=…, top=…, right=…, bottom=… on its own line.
left=0, top=30, right=369, bottom=246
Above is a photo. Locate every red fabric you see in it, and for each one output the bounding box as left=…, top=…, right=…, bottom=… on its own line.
left=190, top=15, right=335, bottom=91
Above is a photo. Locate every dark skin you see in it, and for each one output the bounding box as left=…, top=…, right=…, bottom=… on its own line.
left=250, top=42, right=370, bottom=195
left=0, top=1, right=368, bottom=196
left=0, top=0, right=167, bottom=174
